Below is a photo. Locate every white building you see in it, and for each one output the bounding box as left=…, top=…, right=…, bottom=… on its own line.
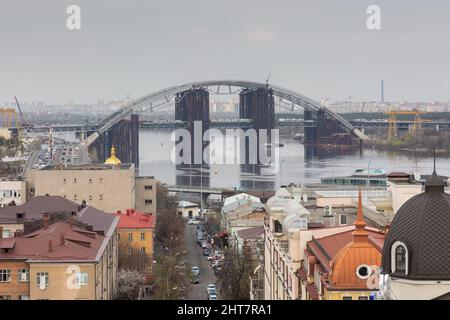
left=176, top=201, right=200, bottom=219
left=0, top=179, right=26, bottom=207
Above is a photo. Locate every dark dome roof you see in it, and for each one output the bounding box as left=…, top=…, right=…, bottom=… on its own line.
left=382, top=174, right=450, bottom=280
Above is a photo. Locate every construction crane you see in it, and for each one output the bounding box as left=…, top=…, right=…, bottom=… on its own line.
left=385, top=109, right=426, bottom=139
left=14, top=96, right=27, bottom=127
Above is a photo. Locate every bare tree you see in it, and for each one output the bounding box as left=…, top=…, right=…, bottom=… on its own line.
left=118, top=241, right=151, bottom=273
left=115, top=269, right=146, bottom=300
left=216, top=244, right=254, bottom=300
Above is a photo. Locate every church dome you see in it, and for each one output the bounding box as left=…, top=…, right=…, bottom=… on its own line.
left=381, top=169, right=450, bottom=280
left=104, top=146, right=122, bottom=166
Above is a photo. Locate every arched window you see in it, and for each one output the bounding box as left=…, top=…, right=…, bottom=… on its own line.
left=391, top=241, right=408, bottom=275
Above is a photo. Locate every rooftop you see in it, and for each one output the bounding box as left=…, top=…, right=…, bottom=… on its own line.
left=0, top=221, right=105, bottom=262
left=114, top=209, right=155, bottom=229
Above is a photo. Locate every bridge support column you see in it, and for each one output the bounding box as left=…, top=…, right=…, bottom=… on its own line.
left=238, top=87, right=275, bottom=165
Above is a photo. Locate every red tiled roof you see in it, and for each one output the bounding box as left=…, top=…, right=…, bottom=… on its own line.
left=0, top=221, right=105, bottom=261
left=236, top=227, right=264, bottom=240
left=113, top=209, right=155, bottom=229
left=297, top=268, right=307, bottom=281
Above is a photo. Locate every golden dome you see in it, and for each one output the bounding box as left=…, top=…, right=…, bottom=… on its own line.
left=104, top=146, right=121, bottom=166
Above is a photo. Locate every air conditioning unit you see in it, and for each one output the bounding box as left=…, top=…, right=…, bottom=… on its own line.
left=324, top=205, right=333, bottom=217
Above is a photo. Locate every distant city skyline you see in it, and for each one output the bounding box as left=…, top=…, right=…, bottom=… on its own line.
left=1, top=0, right=450, bottom=104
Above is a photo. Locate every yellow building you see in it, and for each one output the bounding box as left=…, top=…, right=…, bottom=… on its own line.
left=115, top=209, right=155, bottom=278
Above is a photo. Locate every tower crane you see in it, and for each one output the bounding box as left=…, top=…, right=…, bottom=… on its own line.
left=385, top=109, right=426, bottom=139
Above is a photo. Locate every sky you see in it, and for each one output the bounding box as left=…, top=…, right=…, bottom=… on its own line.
left=1, top=0, right=450, bottom=104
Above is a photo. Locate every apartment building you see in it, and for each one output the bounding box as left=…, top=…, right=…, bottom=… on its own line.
left=114, top=209, right=155, bottom=278
left=0, top=178, right=26, bottom=208
left=263, top=186, right=355, bottom=300
left=0, top=217, right=119, bottom=300
left=26, top=163, right=157, bottom=214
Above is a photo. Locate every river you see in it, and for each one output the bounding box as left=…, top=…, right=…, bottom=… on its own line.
left=138, top=129, right=449, bottom=191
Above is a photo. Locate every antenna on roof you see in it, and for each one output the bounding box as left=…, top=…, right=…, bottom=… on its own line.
left=265, top=72, right=271, bottom=88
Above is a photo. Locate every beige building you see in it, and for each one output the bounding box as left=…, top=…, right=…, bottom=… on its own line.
left=176, top=201, right=200, bottom=219
left=0, top=217, right=119, bottom=300
left=263, top=186, right=355, bottom=300
left=0, top=179, right=26, bottom=207
left=26, top=163, right=157, bottom=214
left=386, top=172, right=422, bottom=214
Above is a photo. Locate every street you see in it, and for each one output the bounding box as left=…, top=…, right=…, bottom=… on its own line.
left=185, top=224, right=218, bottom=300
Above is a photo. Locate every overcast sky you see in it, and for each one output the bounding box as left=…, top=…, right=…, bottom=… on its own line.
left=1, top=0, right=449, bottom=104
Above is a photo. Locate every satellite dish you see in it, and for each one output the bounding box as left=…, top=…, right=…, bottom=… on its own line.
left=302, top=194, right=308, bottom=203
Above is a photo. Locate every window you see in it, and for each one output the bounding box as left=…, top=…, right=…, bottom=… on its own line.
left=127, top=247, right=132, bottom=255
left=343, top=296, right=352, bottom=300
left=274, top=220, right=282, bottom=233
left=63, top=178, right=67, bottom=183
left=73, top=178, right=78, bottom=183
left=73, top=194, right=78, bottom=200
left=144, top=185, right=153, bottom=190
left=118, top=233, right=121, bottom=240
left=0, top=270, right=11, bottom=282
left=145, top=199, right=153, bottom=204
left=358, top=296, right=369, bottom=300
left=356, top=265, right=371, bottom=280
left=98, top=178, right=104, bottom=183
left=75, top=273, right=88, bottom=286
left=19, top=295, right=29, bottom=300
left=140, top=247, right=146, bottom=253
left=0, top=296, right=11, bottom=300
left=339, top=214, right=347, bottom=225
left=36, top=272, right=49, bottom=288
left=18, top=269, right=29, bottom=282
left=88, top=178, right=93, bottom=183
left=88, top=194, right=92, bottom=200
left=127, top=233, right=133, bottom=241
left=391, top=241, right=408, bottom=275
left=140, top=233, right=145, bottom=241
left=1, top=230, right=11, bottom=239
left=99, top=194, right=104, bottom=200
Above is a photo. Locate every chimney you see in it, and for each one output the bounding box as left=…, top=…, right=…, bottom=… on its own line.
left=43, top=213, right=50, bottom=230
left=48, top=240, right=53, bottom=252
left=117, top=210, right=122, bottom=215
left=126, top=209, right=131, bottom=216
left=60, top=233, right=65, bottom=246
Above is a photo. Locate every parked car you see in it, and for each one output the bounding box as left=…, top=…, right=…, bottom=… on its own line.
left=208, top=293, right=217, bottom=300
left=192, top=266, right=200, bottom=276
left=207, top=284, right=216, bottom=295
left=201, top=241, right=208, bottom=249
left=188, top=219, right=201, bottom=225
left=203, top=248, right=211, bottom=256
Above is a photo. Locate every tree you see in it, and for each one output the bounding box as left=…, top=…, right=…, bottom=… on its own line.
left=115, top=269, right=145, bottom=300
left=216, top=243, right=254, bottom=300
left=118, top=241, right=151, bottom=273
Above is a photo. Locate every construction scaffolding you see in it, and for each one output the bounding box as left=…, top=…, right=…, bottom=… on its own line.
left=385, top=109, right=426, bottom=139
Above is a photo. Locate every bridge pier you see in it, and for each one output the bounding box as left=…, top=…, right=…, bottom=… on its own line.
left=239, top=87, right=275, bottom=165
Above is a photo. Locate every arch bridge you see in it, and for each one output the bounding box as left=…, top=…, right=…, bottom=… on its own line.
left=83, top=80, right=368, bottom=165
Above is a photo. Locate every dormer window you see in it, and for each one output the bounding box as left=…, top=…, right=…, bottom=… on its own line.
left=391, top=241, right=408, bottom=275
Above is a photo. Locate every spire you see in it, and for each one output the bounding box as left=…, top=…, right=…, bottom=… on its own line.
left=353, top=188, right=369, bottom=241
left=425, top=149, right=445, bottom=193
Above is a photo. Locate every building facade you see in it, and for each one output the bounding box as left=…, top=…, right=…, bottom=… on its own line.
left=0, top=179, right=26, bottom=208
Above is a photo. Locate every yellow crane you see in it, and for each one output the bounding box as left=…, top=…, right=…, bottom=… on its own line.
left=385, top=109, right=426, bottom=139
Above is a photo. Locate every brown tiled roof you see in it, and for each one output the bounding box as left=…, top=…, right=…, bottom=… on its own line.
left=0, top=195, right=79, bottom=223
left=0, top=221, right=104, bottom=261
left=236, top=227, right=264, bottom=240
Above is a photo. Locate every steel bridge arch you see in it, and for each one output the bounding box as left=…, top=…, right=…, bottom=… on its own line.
left=85, top=80, right=368, bottom=146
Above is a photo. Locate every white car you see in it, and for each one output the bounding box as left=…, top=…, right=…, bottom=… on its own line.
left=208, top=293, right=217, bottom=300
left=207, top=284, right=216, bottom=295
left=192, top=266, right=200, bottom=276
left=188, top=219, right=201, bottom=225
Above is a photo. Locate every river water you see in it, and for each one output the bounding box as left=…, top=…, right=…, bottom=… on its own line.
left=138, top=129, right=449, bottom=191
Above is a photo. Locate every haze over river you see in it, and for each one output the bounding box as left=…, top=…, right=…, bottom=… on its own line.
left=138, top=129, right=450, bottom=191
